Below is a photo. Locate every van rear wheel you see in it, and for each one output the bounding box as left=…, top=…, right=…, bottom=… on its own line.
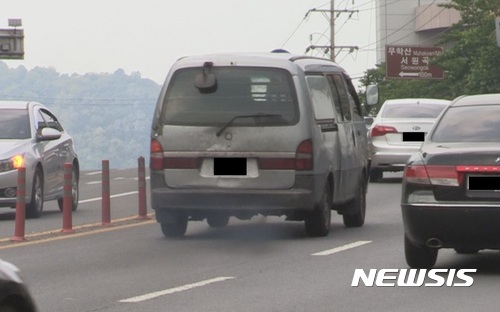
left=304, top=183, right=331, bottom=237
left=160, top=214, right=188, bottom=237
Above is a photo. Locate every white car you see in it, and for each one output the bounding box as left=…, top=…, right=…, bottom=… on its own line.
left=0, top=101, right=80, bottom=218
left=368, top=98, right=450, bottom=182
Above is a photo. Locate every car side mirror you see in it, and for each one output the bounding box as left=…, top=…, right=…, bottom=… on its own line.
left=37, top=127, right=61, bottom=142
left=365, top=85, right=379, bottom=106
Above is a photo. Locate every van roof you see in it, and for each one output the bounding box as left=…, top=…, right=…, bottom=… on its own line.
left=171, top=52, right=347, bottom=75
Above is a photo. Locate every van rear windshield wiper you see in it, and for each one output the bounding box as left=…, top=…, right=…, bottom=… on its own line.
left=216, top=113, right=284, bottom=137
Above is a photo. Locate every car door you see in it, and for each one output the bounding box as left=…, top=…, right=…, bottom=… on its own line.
left=344, top=73, right=369, bottom=183
left=305, top=74, right=340, bottom=188
left=305, top=73, right=352, bottom=202
left=326, top=73, right=358, bottom=198
left=34, top=108, right=62, bottom=196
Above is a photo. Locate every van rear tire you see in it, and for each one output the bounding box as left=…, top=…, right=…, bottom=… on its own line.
left=160, top=215, right=188, bottom=237
left=304, top=183, right=331, bottom=237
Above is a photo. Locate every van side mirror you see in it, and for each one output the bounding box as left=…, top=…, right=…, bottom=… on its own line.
left=365, top=85, right=379, bottom=106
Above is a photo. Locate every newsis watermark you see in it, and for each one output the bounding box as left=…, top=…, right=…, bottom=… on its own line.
left=351, top=269, right=477, bottom=287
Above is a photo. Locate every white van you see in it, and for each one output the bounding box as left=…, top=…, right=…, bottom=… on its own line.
left=150, top=52, right=378, bottom=237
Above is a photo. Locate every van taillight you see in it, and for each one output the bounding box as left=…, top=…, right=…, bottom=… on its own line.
left=258, top=158, right=295, bottom=170
left=150, top=139, right=164, bottom=170
left=371, top=125, right=398, bottom=137
left=258, top=139, right=313, bottom=171
left=404, top=165, right=460, bottom=186
left=295, top=139, right=313, bottom=171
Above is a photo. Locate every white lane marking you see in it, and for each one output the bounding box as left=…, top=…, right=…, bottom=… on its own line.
left=133, top=177, right=151, bottom=181
left=86, top=181, right=101, bottom=185
left=85, top=171, right=101, bottom=176
left=119, top=276, right=235, bottom=303
left=114, top=177, right=126, bottom=180
left=311, top=240, right=372, bottom=256
left=78, top=191, right=138, bottom=204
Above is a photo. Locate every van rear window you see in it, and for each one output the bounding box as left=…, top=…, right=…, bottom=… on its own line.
left=161, top=67, right=298, bottom=126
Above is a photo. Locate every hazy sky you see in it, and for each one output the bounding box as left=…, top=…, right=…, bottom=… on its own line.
left=1, top=0, right=377, bottom=85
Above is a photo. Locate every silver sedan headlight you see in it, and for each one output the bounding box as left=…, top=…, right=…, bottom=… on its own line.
left=0, top=155, right=24, bottom=173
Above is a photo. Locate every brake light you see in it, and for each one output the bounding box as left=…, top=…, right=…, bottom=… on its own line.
left=258, top=158, right=295, bottom=170
left=404, top=165, right=461, bottom=186
left=404, top=165, right=430, bottom=184
left=257, top=139, right=313, bottom=171
left=427, top=166, right=461, bottom=186
left=370, top=125, right=398, bottom=137
left=150, top=139, right=164, bottom=170
left=295, top=139, right=313, bottom=170
left=457, top=166, right=500, bottom=172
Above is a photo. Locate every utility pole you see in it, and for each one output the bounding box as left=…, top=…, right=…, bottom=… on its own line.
left=306, top=0, right=359, bottom=62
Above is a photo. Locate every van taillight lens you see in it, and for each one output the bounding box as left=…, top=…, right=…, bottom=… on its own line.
left=295, top=139, right=313, bottom=171
left=258, top=158, right=295, bottom=170
left=150, top=139, right=164, bottom=170
left=371, top=125, right=398, bottom=137
left=404, top=165, right=460, bottom=186
left=258, top=139, right=313, bottom=171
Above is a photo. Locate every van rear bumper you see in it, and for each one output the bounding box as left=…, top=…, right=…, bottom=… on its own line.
left=150, top=172, right=324, bottom=215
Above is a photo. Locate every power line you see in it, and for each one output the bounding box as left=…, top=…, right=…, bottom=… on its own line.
left=359, top=0, right=439, bottom=51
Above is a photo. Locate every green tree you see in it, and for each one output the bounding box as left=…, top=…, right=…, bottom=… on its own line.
left=436, top=0, right=500, bottom=95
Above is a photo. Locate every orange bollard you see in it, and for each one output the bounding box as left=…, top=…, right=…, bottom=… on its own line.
left=101, top=160, right=111, bottom=226
left=136, top=157, right=150, bottom=220
left=61, top=163, right=75, bottom=233
left=11, top=167, right=27, bottom=242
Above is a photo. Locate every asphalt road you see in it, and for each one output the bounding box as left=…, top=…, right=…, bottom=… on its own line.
left=2, top=171, right=500, bottom=312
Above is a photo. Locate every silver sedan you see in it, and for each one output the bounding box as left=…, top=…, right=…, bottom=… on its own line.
left=368, top=98, right=450, bottom=182
left=0, top=101, right=79, bottom=218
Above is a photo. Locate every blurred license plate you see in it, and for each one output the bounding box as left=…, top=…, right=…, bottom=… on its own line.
left=214, top=158, right=247, bottom=176
left=403, top=132, right=425, bottom=142
left=468, top=176, right=500, bottom=191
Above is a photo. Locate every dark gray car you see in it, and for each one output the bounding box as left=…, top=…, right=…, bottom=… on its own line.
left=402, top=93, right=500, bottom=268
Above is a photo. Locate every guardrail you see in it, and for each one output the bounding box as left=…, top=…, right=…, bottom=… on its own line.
left=10, top=157, right=150, bottom=242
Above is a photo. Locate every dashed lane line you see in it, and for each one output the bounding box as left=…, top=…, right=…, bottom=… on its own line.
left=78, top=191, right=138, bottom=204
left=311, top=240, right=372, bottom=256
left=119, top=277, right=236, bottom=303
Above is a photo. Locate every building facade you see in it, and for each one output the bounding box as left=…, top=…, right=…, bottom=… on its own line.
left=375, top=0, right=461, bottom=64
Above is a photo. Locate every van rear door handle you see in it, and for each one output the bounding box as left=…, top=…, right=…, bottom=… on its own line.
left=316, top=119, right=338, bottom=132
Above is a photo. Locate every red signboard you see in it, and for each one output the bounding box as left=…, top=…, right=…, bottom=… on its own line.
left=385, top=45, right=444, bottom=80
